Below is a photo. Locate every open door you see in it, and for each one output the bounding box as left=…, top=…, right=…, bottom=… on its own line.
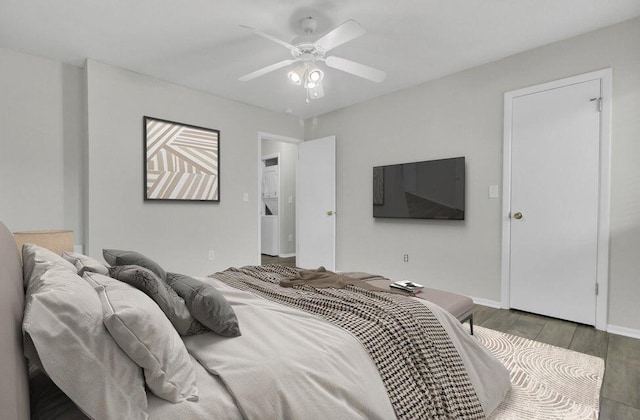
left=297, top=136, right=336, bottom=270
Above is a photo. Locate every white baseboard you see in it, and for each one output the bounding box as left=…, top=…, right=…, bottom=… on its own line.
left=278, top=253, right=296, bottom=258
left=469, top=298, right=640, bottom=339
left=607, top=324, right=640, bottom=340
left=471, top=297, right=502, bottom=309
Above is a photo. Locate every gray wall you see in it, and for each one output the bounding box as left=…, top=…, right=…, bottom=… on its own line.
left=262, top=140, right=297, bottom=255
left=86, top=60, right=302, bottom=275
left=1, top=17, right=638, bottom=330
left=0, top=48, right=85, bottom=243
left=305, top=17, right=640, bottom=330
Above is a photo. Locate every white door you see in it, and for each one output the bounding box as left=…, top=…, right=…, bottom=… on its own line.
left=297, top=136, right=336, bottom=270
left=509, top=79, right=601, bottom=325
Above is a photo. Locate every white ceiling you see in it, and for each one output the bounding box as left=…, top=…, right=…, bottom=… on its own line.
left=1, top=0, right=639, bottom=119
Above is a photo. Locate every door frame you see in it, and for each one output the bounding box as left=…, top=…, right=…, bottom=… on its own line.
left=260, top=152, right=281, bottom=256
left=257, top=132, right=302, bottom=260
left=500, top=68, right=612, bottom=330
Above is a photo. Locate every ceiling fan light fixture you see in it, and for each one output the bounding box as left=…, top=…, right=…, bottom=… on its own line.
left=288, top=72, right=301, bottom=85
left=287, top=66, right=305, bottom=85
left=307, top=68, right=324, bottom=83
left=308, top=83, right=324, bottom=99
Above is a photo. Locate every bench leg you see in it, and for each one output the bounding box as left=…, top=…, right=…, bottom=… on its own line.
left=460, top=314, right=474, bottom=335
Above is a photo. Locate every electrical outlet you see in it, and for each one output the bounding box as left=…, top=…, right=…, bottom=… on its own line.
left=288, top=234, right=293, bottom=242
left=403, top=254, right=409, bottom=263
left=208, top=250, right=215, bottom=260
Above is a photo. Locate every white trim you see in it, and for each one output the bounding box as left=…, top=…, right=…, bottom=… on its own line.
left=257, top=132, right=303, bottom=264
left=471, top=297, right=502, bottom=309
left=278, top=253, right=296, bottom=258
left=595, top=70, right=612, bottom=331
left=259, top=131, right=303, bottom=145
left=607, top=324, right=640, bottom=340
left=501, top=68, right=612, bottom=330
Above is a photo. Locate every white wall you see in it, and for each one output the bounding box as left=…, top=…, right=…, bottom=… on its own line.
left=305, top=17, right=640, bottom=330
left=86, top=60, right=302, bottom=275
left=0, top=48, right=85, bottom=242
left=261, top=140, right=297, bottom=255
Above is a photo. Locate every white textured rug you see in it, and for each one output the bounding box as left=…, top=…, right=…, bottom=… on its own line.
left=470, top=326, right=605, bottom=420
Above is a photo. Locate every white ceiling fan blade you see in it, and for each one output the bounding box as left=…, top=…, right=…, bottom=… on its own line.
left=239, top=25, right=300, bottom=54
left=239, top=59, right=296, bottom=82
left=325, top=56, right=386, bottom=83
left=314, top=20, right=366, bottom=52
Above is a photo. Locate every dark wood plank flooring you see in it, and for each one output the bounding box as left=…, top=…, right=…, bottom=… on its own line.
left=260, top=254, right=296, bottom=267
left=473, top=305, right=640, bottom=419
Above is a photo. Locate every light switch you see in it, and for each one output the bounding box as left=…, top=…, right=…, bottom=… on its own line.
left=489, top=185, right=499, bottom=199
left=288, top=195, right=293, bottom=204
left=243, top=192, right=249, bottom=202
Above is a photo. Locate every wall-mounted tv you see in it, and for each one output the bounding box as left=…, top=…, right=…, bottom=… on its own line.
left=373, top=157, right=465, bottom=220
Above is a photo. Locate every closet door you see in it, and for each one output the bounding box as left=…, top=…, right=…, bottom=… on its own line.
left=508, top=79, right=601, bottom=325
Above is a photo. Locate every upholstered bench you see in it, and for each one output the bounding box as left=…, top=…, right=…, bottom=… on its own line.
left=363, top=278, right=474, bottom=334
left=419, top=287, right=474, bottom=335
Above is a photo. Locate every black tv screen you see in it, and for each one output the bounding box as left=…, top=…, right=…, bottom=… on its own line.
left=373, top=157, right=465, bottom=220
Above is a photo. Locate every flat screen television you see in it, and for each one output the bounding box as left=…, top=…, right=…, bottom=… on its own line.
left=373, top=157, right=465, bottom=220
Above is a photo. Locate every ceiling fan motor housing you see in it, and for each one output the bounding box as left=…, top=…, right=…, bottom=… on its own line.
left=293, top=46, right=324, bottom=62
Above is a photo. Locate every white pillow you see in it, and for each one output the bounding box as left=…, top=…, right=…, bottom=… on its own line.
left=62, top=251, right=110, bottom=276
left=86, top=272, right=199, bottom=403
left=22, top=244, right=76, bottom=288
left=22, top=248, right=148, bottom=420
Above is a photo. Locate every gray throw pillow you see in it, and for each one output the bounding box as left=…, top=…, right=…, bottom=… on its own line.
left=103, top=249, right=166, bottom=280
left=108, top=265, right=208, bottom=336
left=167, top=273, right=241, bottom=337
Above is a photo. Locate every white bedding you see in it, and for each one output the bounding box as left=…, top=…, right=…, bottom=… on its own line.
left=147, top=355, right=242, bottom=419
left=184, top=278, right=396, bottom=419
left=153, top=278, right=509, bottom=419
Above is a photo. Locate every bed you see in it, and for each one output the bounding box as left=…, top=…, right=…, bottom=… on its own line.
left=0, top=220, right=511, bottom=420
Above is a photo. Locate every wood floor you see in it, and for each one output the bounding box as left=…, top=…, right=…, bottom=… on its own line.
left=473, top=305, right=640, bottom=420
left=257, top=257, right=639, bottom=418
left=260, top=254, right=296, bottom=267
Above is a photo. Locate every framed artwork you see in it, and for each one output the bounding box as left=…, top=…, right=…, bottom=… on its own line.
left=144, top=116, right=220, bottom=202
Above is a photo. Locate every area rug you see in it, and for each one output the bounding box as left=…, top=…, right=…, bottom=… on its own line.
left=469, top=325, right=605, bottom=419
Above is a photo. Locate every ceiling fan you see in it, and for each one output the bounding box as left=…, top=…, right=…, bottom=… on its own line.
left=239, top=17, right=386, bottom=103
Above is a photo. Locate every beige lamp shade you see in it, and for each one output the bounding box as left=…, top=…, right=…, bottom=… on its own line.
left=13, top=230, right=73, bottom=256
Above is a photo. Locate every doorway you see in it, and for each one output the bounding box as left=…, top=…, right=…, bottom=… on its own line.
left=260, top=153, right=280, bottom=257
left=260, top=136, right=299, bottom=265
left=257, top=133, right=337, bottom=270
left=501, top=69, right=612, bottom=330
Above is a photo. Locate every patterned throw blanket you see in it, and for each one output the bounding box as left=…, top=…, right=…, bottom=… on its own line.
left=213, top=265, right=484, bottom=420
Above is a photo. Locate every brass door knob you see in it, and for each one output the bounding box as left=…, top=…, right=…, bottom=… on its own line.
left=513, top=211, right=523, bottom=220
left=327, top=210, right=335, bottom=216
